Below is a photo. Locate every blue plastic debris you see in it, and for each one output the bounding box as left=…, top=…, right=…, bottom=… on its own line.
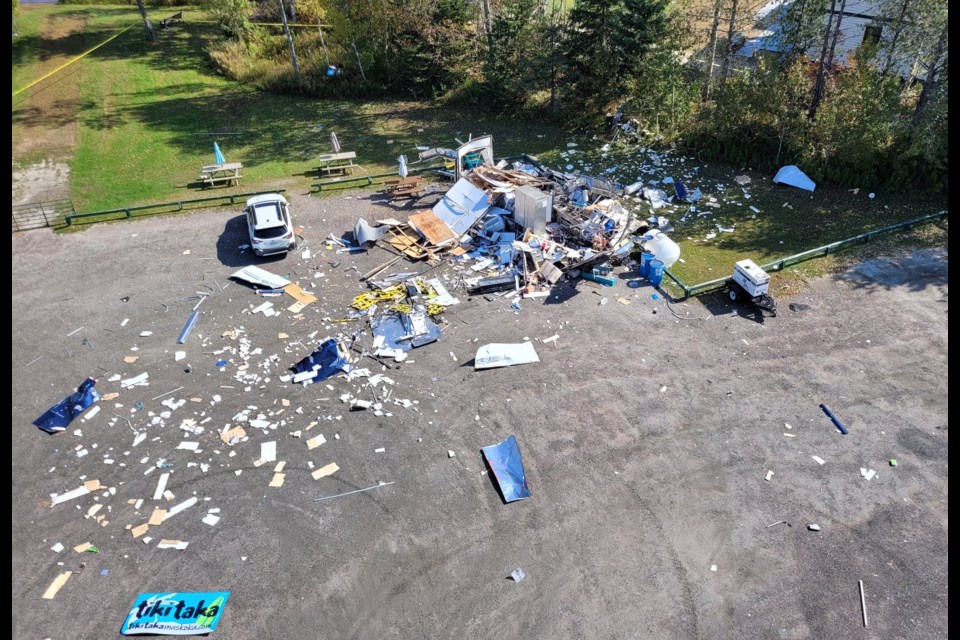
left=215, top=359, right=228, bottom=367
left=820, top=403, right=848, bottom=435
left=100, top=569, right=109, bottom=576
left=33, top=377, right=101, bottom=434
left=291, top=339, right=349, bottom=384
left=651, top=293, right=660, bottom=300
left=481, top=435, right=532, bottom=503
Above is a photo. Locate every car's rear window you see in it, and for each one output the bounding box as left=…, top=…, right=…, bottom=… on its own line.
left=255, top=226, right=288, bottom=239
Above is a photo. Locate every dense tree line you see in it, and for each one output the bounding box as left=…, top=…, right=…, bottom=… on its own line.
left=166, top=0, right=946, bottom=191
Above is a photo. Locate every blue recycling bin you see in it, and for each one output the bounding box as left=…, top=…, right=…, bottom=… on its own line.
left=649, top=259, right=665, bottom=286
left=640, top=252, right=655, bottom=277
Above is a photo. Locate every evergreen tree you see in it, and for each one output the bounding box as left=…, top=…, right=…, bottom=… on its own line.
left=562, top=0, right=669, bottom=119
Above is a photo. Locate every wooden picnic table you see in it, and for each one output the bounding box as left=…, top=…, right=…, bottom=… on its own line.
left=381, top=176, right=422, bottom=192
left=199, top=162, right=243, bottom=187
left=381, top=176, right=425, bottom=200
left=317, top=151, right=357, bottom=176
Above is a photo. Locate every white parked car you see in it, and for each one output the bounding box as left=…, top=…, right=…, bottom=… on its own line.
left=243, top=193, right=296, bottom=257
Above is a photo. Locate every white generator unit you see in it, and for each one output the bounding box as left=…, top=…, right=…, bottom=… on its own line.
left=727, top=259, right=777, bottom=316
left=732, top=259, right=770, bottom=297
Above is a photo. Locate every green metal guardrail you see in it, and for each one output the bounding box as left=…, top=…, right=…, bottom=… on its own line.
left=663, top=210, right=948, bottom=299
left=64, top=189, right=287, bottom=226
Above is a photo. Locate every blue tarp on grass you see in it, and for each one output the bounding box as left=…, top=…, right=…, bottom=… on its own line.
left=33, top=377, right=101, bottom=434
left=481, top=435, right=532, bottom=503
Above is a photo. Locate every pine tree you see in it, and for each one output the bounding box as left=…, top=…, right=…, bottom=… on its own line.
left=562, top=0, right=669, bottom=118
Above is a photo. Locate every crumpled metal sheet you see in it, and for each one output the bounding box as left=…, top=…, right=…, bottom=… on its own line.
left=33, top=377, right=101, bottom=434
left=432, top=178, right=492, bottom=236
left=481, top=435, right=532, bottom=502
left=354, top=219, right=390, bottom=245
left=372, top=309, right=441, bottom=352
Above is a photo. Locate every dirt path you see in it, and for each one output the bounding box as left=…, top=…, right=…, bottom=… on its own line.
left=12, top=10, right=87, bottom=204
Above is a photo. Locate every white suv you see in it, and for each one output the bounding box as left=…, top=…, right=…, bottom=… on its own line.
left=244, top=194, right=296, bottom=257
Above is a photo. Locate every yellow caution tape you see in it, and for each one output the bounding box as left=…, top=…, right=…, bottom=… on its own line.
left=13, top=24, right=137, bottom=98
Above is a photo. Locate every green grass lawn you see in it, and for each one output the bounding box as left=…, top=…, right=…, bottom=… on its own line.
left=12, top=4, right=947, bottom=289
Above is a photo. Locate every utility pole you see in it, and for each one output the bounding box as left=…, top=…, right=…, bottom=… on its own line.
left=702, top=0, right=723, bottom=99
left=808, top=0, right=838, bottom=120
left=352, top=42, right=367, bottom=81
left=278, top=0, right=300, bottom=80
left=719, top=0, right=740, bottom=82
left=134, top=0, right=155, bottom=41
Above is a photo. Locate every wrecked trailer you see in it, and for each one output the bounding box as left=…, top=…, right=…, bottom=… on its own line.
left=465, top=155, right=638, bottom=275
left=350, top=140, right=664, bottom=300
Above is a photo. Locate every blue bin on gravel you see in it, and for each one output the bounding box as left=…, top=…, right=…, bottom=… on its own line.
left=649, top=259, right=665, bottom=286
left=640, top=252, right=655, bottom=277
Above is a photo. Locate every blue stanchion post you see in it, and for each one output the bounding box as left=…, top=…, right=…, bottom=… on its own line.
left=820, top=403, right=848, bottom=435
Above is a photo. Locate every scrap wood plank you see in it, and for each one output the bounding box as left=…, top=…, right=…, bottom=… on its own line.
left=385, top=226, right=427, bottom=259
left=311, top=463, right=340, bottom=479
left=408, top=210, right=458, bottom=247
left=283, top=283, right=318, bottom=306
left=42, top=572, right=72, bottom=599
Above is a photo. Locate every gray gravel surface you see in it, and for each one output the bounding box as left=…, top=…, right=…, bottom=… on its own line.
left=12, top=189, right=948, bottom=639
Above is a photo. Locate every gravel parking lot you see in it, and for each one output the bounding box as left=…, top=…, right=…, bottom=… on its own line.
left=12, top=189, right=948, bottom=639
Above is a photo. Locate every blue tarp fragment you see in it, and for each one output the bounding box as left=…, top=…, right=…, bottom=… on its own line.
left=481, top=435, right=532, bottom=503
left=773, top=165, right=816, bottom=191
left=33, top=377, right=101, bottom=434
left=292, top=339, right=349, bottom=383
left=674, top=181, right=702, bottom=203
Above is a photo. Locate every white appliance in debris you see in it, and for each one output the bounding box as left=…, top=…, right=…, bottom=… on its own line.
left=514, top=185, right=552, bottom=235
